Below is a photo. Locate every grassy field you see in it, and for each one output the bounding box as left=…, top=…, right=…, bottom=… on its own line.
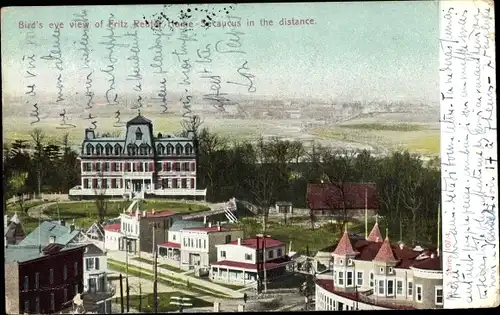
left=107, top=260, right=230, bottom=298
left=131, top=257, right=245, bottom=290
left=312, top=124, right=439, bottom=155
left=129, top=292, right=211, bottom=312
left=45, top=200, right=209, bottom=229
left=236, top=217, right=365, bottom=256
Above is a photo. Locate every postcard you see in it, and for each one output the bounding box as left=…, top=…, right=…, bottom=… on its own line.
left=1, top=1, right=497, bottom=313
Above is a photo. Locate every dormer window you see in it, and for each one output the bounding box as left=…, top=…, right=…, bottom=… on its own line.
left=380, top=267, right=385, bottom=273
left=86, top=143, right=94, bottom=155
left=388, top=267, right=394, bottom=274
left=105, top=144, right=112, bottom=155
left=166, top=144, right=174, bottom=155
left=175, top=144, right=184, bottom=155
left=348, top=259, right=353, bottom=266
left=339, top=259, right=343, bottom=265
left=135, top=127, right=143, bottom=141
left=185, top=143, right=193, bottom=155
left=95, top=144, right=103, bottom=156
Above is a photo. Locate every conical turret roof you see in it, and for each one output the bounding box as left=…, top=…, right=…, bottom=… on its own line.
left=374, top=236, right=398, bottom=263
left=367, top=222, right=383, bottom=242
left=333, top=228, right=359, bottom=256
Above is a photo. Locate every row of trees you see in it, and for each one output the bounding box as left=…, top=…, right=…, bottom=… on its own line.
left=3, top=117, right=441, bottom=246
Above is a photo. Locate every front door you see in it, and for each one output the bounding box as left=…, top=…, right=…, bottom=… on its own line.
left=132, top=180, right=142, bottom=192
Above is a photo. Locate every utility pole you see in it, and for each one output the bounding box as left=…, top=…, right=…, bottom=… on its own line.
left=151, top=222, right=159, bottom=313
left=119, top=273, right=124, bottom=314
left=263, top=234, right=268, bottom=293
left=125, top=238, right=130, bottom=313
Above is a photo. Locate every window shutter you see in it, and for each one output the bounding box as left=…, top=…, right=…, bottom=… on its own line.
left=150, top=162, right=154, bottom=171
left=95, top=257, right=100, bottom=270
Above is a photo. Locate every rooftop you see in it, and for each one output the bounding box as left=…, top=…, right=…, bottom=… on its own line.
left=307, top=183, right=379, bottom=210
left=127, top=114, right=152, bottom=125
left=18, top=221, right=80, bottom=247
left=333, top=230, right=359, bottom=256
left=169, top=220, right=205, bottom=232
left=158, top=241, right=180, bottom=248
left=103, top=223, right=121, bottom=232
left=183, top=226, right=233, bottom=233
left=4, top=244, right=86, bottom=264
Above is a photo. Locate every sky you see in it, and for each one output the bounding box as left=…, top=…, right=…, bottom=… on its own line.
left=1, top=2, right=439, bottom=105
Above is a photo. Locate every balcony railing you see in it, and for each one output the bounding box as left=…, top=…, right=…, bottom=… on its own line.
left=69, top=187, right=207, bottom=197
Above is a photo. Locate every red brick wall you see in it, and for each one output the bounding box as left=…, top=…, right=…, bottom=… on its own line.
left=17, top=247, right=85, bottom=314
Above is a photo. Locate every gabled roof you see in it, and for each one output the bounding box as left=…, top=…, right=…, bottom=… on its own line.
left=367, top=222, right=383, bottom=242
left=307, top=183, right=379, bottom=210
left=374, top=237, right=399, bottom=263
left=18, top=221, right=80, bottom=246
left=333, top=230, right=359, bottom=256
left=127, top=115, right=152, bottom=125
left=86, top=222, right=104, bottom=237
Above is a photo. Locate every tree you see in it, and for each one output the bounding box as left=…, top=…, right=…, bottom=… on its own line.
left=30, top=128, right=45, bottom=198
left=316, top=148, right=357, bottom=234
left=94, top=168, right=108, bottom=223
left=8, top=171, right=29, bottom=212
left=180, top=114, right=204, bottom=137
left=197, top=128, right=228, bottom=199
left=400, top=176, right=424, bottom=246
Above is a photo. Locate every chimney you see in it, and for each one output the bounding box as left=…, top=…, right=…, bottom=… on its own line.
left=49, top=236, right=56, bottom=244
left=70, top=224, right=75, bottom=233
left=237, top=238, right=241, bottom=245
left=60, top=220, right=66, bottom=227
left=208, top=222, right=212, bottom=228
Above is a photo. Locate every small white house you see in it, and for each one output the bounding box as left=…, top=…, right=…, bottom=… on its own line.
left=104, top=223, right=122, bottom=251
left=210, top=236, right=291, bottom=285
left=82, top=243, right=109, bottom=293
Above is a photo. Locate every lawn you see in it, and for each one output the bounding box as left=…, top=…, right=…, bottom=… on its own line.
left=132, top=257, right=184, bottom=273
left=107, top=260, right=230, bottom=299
left=236, top=217, right=365, bottom=256
left=44, top=200, right=209, bottom=229
left=5, top=201, right=50, bottom=233
left=129, top=292, right=211, bottom=312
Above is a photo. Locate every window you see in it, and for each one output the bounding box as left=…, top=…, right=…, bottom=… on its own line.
left=347, top=259, right=353, bottom=266
left=397, top=280, right=403, bottom=295
left=50, top=292, right=55, bottom=310
left=416, top=284, right=423, bottom=302
left=379, top=267, right=384, bottom=273
left=268, top=250, right=274, bottom=259
left=86, top=258, right=95, bottom=270
left=356, top=272, right=363, bottom=286
left=388, top=267, right=394, bottom=274
left=435, top=286, right=443, bottom=305
left=220, top=251, right=226, bottom=258
left=347, top=271, right=353, bottom=286
left=339, top=259, right=343, bottom=265
left=35, top=272, right=39, bottom=289
left=338, top=271, right=344, bottom=285
left=24, top=276, right=29, bottom=291
left=74, top=262, right=79, bottom=276
left=378, top=280, right=385, bottom=295
left=136, top=127, right=143, bottom=141
left=408, top=281, right=413, bottom=296
left=277, top=248, right=283, bottom=256
left=49, top=269, right=54, bottom=284
left=204, top=240, right=206, bottom=249
left=35, top=297, right=40, bottom=313
left=387, top=280, right=394, bottom=296
left=63, top=265, right=67, bottom=280
left=24, top=299, right=29, bottom=313
left=245, top=253, right=253, bottom=260
left=225, top=235, right=232, bottom=244
left=370, top=272, right=374, bottom=288
left=172, top=234, right=176, bottom=241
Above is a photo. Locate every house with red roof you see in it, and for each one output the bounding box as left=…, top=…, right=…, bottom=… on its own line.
left=314, top=222, right=443, bottom=311
left=306, top=183, right=379, bottom=217
left=210, top=236, right=292, bottom=285
left=103, top=202, right=182, bottom=254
